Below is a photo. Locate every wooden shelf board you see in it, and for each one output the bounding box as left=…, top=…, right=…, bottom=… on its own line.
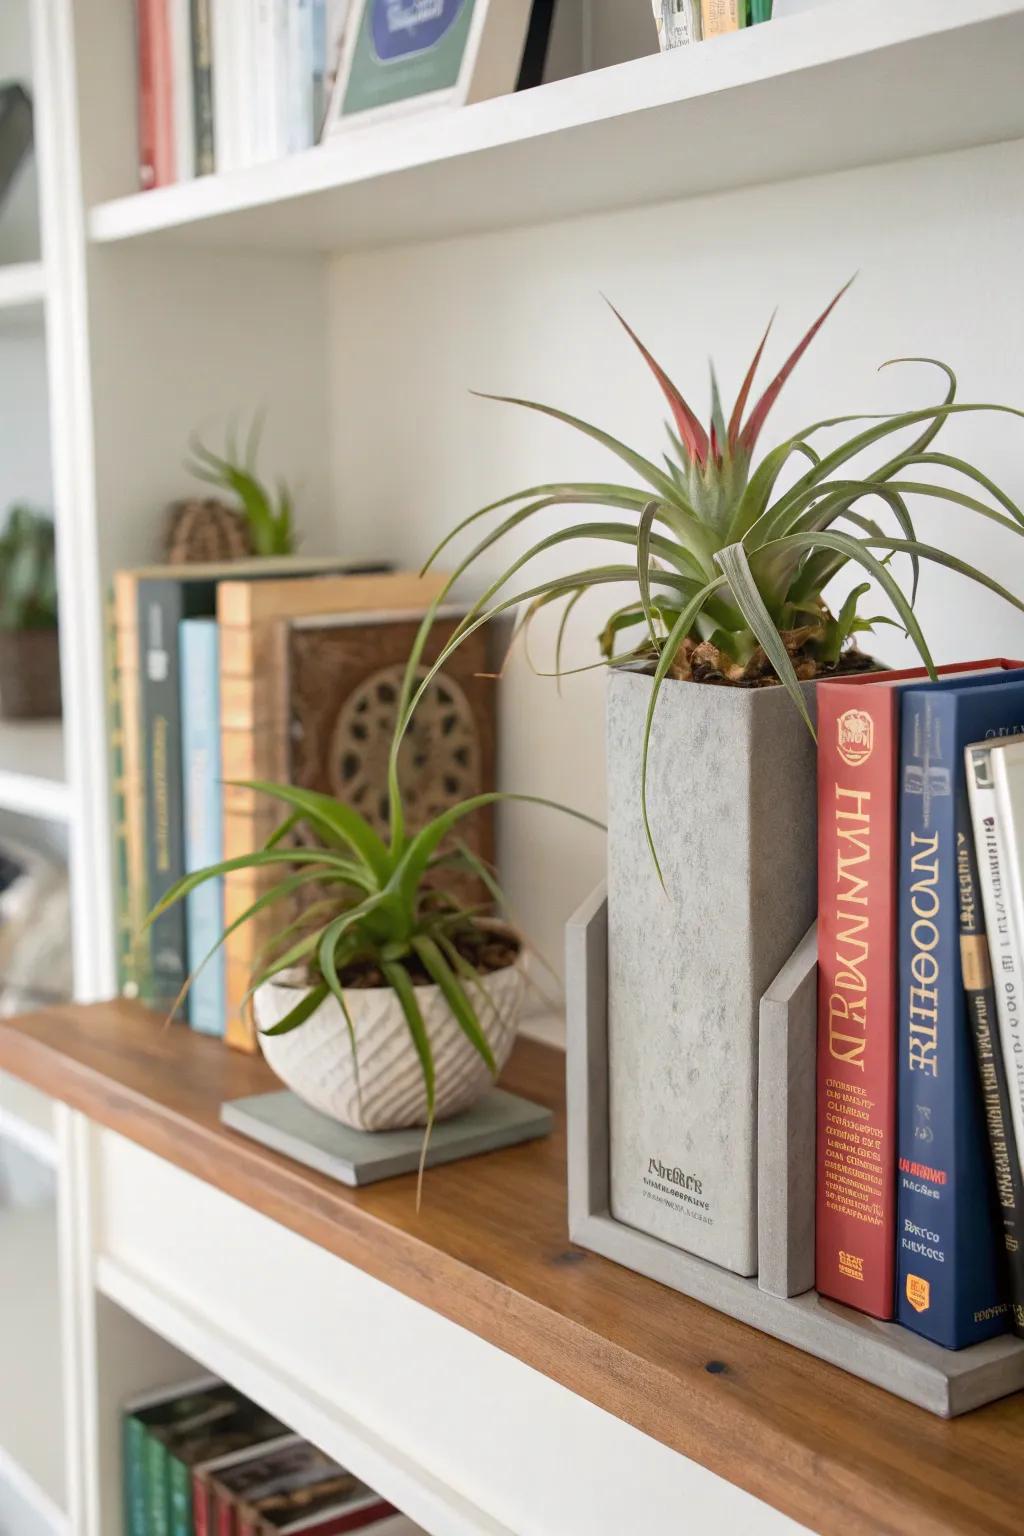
left=0, top=1200, right=66, bottom=1527
left=0, top=1001, right=1022, bottom=1536
left=86, top=1, right=1024, bottom=255
left=0, top=720, right=70, bottom=822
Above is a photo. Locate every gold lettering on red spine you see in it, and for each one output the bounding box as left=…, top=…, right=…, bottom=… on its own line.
left=829, top=785, right=871, bottom=1067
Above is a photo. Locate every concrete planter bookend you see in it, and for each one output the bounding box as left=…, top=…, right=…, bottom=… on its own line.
left=566, top=888, right=1024, bottom=1415
left=254, top=957, right=526, bottom=1132
left=606, top=668, right=818, bottom=1275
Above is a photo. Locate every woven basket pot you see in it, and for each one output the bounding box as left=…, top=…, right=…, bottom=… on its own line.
left=0, top=629, right=62, bottom=719
left=254, top=953, right=527, bottom=1131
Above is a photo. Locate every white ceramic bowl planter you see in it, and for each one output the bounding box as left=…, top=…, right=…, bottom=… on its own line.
left=254, top=951, right=527, bottom=1131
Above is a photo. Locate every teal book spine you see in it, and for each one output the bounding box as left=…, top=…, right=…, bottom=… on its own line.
left=123, top=1415, right=148, bottom=1536
left=138, top=578, right=219, bottom=1010
left=180, top=618, right=226, bottom=1036
left=169, top=1453, right=193, bottom=1536
left=146, top=1433, right=171, bottom=1536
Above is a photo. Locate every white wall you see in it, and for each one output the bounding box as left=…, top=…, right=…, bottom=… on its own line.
left=328, top=135, right=1024, bottom=995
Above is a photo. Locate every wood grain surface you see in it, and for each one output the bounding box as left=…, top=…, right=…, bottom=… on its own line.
left=1, top=1000, right=1022, bottom=1536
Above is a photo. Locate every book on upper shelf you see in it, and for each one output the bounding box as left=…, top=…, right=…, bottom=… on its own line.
left=136, top=0, right=560, bottom=187
left=896, top=673, right=1024, bottom=1349
left=815, top=660, right=1021, bottom=1321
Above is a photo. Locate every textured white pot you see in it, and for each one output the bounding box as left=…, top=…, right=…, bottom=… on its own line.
left=254, top=954, right=527, bottom=1131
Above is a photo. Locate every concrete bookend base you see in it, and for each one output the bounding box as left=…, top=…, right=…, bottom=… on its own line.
left=566, top=884, right=1024, bottom=1418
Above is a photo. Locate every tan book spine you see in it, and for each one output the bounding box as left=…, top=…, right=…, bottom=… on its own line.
left=700, top=0, right=744, bottom=34
left=219, top=570, right=448, bottom=1051
left=114, top=572, right=150, bottom=999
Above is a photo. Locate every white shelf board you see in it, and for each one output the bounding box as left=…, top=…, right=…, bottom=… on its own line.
left=0, top=1072, right=57, bottom=1167
left=0, top=262, right=45, bottom=325
left=0, top=1201, right=67, bottom=1530
left=87, top=0, right=1024, bottom=254
left=0, top=720, right=70, bottom=822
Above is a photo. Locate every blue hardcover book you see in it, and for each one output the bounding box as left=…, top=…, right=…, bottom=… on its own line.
left=180, top=618, right=225, bottom=1037
left=896, top=676, right=1024, bottom=1347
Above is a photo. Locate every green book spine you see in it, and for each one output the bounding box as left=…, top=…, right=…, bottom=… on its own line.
left=107, top=587, right=135, bottom=998
left=191, top=0, right=215, bottom=176
left=169, top=1452, right=193, bottom=1536
left=123, top=1416, right=149, bottom=1536
left=750, top=0, right=772, bottom=22
left=138, top=576, right=219, bottom=1009
left=146, top=1433, right=171, bottom=1536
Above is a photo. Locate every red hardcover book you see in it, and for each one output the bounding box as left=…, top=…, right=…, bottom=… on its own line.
left=151, top=0, right=176, bottom=186
left=135, top=0, right=156, bottom=188
left=137, top=0, right=176, bottom=187
left=815, top=658, right=1023, bottom=1318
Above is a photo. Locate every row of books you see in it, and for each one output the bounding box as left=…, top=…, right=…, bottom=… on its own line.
left=816, top=659, right=1024, bottom=1348
left=110, top=561, right=498, bottom=1050
left=135, top=0, right=349, bottom=186
left=123, top=1374, right=412, bottom=1535
left=653, top=0, right=772, bottom=48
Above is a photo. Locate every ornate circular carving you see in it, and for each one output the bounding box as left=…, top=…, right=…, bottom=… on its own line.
left=327, top=664, right=480, bottom=838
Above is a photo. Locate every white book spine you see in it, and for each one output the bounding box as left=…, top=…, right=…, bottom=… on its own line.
left=251, top=0, right=276, bottom=164
left=991, top=740, right=1024, bottom=1176
left=211, top=0, right=237, bottom=172
left=170, top=0, right=196, bottom=180
left=273, top=0, right=294, bottom=158
left=287, top=0, right=315, bottom=154
left=967, top=740, right=1024, bottom=1178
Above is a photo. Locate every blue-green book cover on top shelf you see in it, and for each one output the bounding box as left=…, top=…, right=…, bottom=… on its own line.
left=896, top=676, right=1024, bottom=1348
left=342, top=0, right=478, bottom=116
left=179, top=617, right=225, bottom=1036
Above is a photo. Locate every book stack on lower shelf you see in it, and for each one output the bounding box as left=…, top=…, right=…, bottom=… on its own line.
left=122, top=1375, right=421, bottom=1536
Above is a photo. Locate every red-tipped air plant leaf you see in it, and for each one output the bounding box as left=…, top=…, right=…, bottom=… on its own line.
left=605, top=299, right=710, bottom=466
left=727, top=313, right=775, bottom=450
left=738, top=277, right=856, bottom=455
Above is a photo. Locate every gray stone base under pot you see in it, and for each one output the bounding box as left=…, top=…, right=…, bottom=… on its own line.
left=606, top=666, right=818, bottom=1277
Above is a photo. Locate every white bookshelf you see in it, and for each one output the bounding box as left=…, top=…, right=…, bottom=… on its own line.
left=3, top=0, right=1024, bottom=1531
left=0, top=259, right=46, bottom=317
left=0, top=1201, right=66, bottom=1534
left=0, top=1069, right=58, bottom=1166
left=85, top=0, right=1024, bottom=254
left=0, top=720, right=69, bottom=822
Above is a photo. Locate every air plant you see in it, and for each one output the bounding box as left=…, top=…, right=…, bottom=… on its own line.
left=383, top=280, right=1024, bottom=877
left=0, top=507, right=58, bottom=631
left=186, top=411, right=297, bottom=556
left=149, top=777, right=599, bottom=1135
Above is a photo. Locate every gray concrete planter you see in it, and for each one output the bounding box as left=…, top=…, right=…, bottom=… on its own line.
left=606, top=668, right=818, bottom=1276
